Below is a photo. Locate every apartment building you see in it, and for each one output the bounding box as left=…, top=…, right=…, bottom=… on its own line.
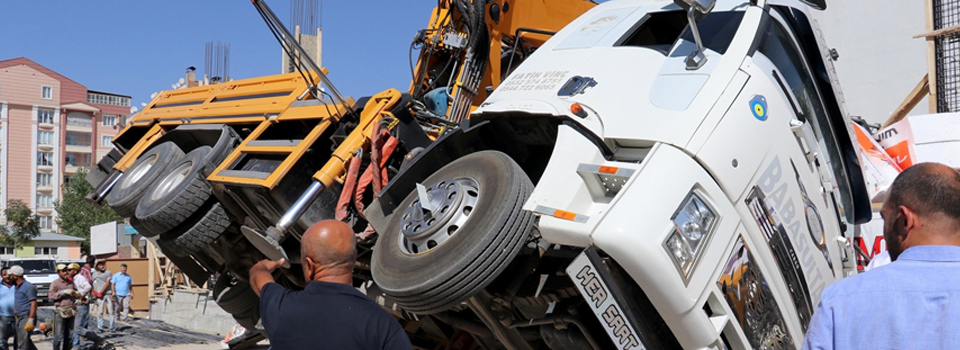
left=0, top=57, right=128, bottom=243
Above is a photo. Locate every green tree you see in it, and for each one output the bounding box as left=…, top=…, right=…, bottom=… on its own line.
left=0, top=199, right=41, bottom=251
left=55, top=169, right=123, bottom=254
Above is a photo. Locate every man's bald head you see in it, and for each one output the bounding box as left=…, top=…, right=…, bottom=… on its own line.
left=885, top=162, right=960, bottom=224
left=301, top=220, right=357, bottom=272
left=883, top=163, right=960, bottom=260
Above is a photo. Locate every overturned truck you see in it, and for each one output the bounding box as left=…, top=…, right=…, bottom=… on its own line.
left=89, top=0, right=873, bottom=348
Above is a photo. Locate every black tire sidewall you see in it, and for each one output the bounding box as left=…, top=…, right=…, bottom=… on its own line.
left=213, top=273, right=259, bottom=317
left=372, top=151, right=532, bottom=303
left=135, top=146, right=213, bottom=236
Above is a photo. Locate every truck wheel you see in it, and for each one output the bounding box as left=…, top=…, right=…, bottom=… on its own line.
left=165, top=203, right=231, bottom=255
left=214, top=273, right=260, bottom=331
left=372, top=151, right=534, bottom=314
left=135, top=146, right=213, bottom=237
left=106, top=142, right=184, bottom=217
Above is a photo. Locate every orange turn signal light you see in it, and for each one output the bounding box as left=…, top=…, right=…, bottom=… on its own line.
left=570, top=103, right=583, bottom=115
left=553, top=209, right=578, bottom=221
left=598, top=166, right=618, bottom=174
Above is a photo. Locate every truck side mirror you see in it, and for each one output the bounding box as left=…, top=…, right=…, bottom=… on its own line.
left=673, top=0, right=716, bottom=70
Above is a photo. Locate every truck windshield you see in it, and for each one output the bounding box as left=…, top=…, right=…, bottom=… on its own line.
left=7, top=261, right=55, bottom=274
left=671, top=11, right=745, bottom=56
left=618, top=11, right=745, bottom=56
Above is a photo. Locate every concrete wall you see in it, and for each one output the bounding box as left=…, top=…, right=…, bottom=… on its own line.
left=150, top=290, right=237, bottom=337
left=16, top=242, right=34, bottom=258
left=813, top=1, right=930, bottom=124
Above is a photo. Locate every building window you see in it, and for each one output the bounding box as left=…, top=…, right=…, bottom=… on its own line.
left=0, top=247, right=13, bottom=255
left=38, top=216, right=53, bottom=230
left=37, top=173, right=53, bottom=187
left=65, top=152, right=90, bottom=167
left=37, top=152, right=54, bottom=167
left=66, top=114, right=92, bottom=127
left=87, top=93, right=130, bottom=107
left=34, top=246, right=57, bottom=255
left=65, top=132, right=91, bottom=147
left=102, top=115, right=117, bottom=126
left=37, top=131, right=54, bottom=145
left=37, top=109, right=55, bottom=124
left=41, top=86, right=52, bottom=100
left=37, top=194, right=53, bottom=208
left=101, top=135, right=113, bottom=147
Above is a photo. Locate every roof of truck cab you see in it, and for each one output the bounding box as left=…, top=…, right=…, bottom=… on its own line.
left=479, top=0, right=766, bottom=148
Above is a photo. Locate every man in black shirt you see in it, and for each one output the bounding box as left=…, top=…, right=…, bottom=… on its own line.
left=249, top=220, right=412, bottom=350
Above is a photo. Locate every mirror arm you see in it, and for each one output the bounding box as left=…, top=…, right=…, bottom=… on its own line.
left=685, top=6, right=708, bottom=70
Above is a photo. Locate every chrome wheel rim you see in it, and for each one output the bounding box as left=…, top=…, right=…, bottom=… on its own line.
left=398, top=177, right=479, bottom=255
left=150, top=161, right=193, bottom=201
left=121, top=154, right=158, bottom=190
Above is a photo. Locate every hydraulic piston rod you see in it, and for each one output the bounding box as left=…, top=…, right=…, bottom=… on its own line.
left=276, top=180, right=326, bottom=233
left=242, top=180, right=325, bottom=267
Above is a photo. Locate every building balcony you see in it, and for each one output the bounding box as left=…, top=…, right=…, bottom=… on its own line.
left=65, top=165, right=81, bottom=175
left=38, top=143, right=55, bottom=152
left=65, top=124, right=92, bottom=132
left=65, top=145, right=90, bottom=153
left=38, top=123, right=55, bottom=131
left=37, top=185, right=54, bottom=194
left=37, top=165, right=54, bottom=173
left=36, top=207, right=54, bottom=215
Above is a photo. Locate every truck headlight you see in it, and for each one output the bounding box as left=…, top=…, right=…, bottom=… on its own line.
left=664, top=192, right=717, bottom=279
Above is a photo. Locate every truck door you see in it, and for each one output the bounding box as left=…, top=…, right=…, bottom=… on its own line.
left=740, top=8, right=869, bottom=336
left=753, top=8, right=864, bottom=244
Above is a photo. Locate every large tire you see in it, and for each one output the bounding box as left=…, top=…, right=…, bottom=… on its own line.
left=213, top=273, right=260, bottom=331
left=106, top=142, right=184, bottom=217
left=135, top=147, right=213, bottom=237
left=372, top=151, right=534, bottom=314
left=164, top=203, right=231, bottom=256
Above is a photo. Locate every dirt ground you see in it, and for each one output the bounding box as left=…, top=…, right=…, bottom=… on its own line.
left=25, top=307, right=268, bottom=350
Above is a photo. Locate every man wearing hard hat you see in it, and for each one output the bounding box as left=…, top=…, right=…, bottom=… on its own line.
left=49, top=264, right=79, bottom=350
left=67, top=263, right=103, bottom=348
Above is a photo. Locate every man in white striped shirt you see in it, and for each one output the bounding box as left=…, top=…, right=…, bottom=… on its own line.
left=67, top=263, right=102, bottom=348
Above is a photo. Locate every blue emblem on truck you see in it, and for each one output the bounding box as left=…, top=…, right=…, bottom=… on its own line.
left=750, top=95, right=768, bottom=121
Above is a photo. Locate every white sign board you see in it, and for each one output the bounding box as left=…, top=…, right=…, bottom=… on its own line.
left=90, top=221, right=118, bottom=256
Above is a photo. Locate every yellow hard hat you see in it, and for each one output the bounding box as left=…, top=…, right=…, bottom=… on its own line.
left=67, top=263, right=81, bottom=270
left=56, top=264, right=67, bottom=271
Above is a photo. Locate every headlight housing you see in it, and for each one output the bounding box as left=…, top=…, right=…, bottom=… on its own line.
left=664, top=191, right=717, bottom=280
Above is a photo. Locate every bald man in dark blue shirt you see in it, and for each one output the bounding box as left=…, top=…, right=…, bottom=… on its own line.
left=250, top=220, right=411, bottom=350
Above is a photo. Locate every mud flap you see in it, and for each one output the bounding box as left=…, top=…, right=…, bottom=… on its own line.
left=566, top=246, right=646, bottom=350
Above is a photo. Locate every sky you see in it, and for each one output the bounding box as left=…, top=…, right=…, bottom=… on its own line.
left=0, top=1, right=437, bottom=111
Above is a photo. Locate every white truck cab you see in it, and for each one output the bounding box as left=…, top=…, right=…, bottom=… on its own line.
left=367, top=0, right=872, bottom=348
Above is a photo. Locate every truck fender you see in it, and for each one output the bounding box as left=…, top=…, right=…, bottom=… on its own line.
left=366, top=113, right=572, bottom=231
left=366, top=122, right=484, bottom=231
